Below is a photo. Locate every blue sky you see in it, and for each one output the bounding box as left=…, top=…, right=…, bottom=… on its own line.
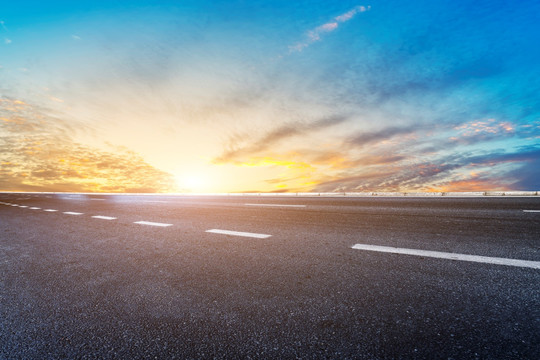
left=1, top=0, right=540, bottom=192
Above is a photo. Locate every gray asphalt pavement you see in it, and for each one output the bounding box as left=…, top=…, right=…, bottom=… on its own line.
left=1, top=193, right=539, bottom=359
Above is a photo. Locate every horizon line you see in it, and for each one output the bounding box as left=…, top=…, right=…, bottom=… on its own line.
left=1, top=191, right=538, bottom=197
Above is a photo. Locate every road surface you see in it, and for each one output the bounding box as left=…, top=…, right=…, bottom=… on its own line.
left=1, top=193, right=539, bottom=359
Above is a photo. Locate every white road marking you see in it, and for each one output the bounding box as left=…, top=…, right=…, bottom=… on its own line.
left=43, top=209, right=58, bottom=212
left=523, top=210, right=540, bottom=213
left=29, top=207, right=41, bottom=210
left=206, top=229, right=272, bottom=239
left=90, top=198, right=105, bottom=201
left=11, top=204, right=19, bottom=207
left=352, top=244, right=540, bottom=269
left=63, top=211, right=83, bottom=215
left=134, top=221, right=172, bottom=227
left=245, top=203, right=306, bottom=208
left=92, top=215, right=117, bottom=220
left=18, top=205, right=28, bottom=208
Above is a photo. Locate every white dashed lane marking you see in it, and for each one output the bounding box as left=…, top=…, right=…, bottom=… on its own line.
left=44, top=209, right=58, bottom=212
left=90, top=198, right=105, bottom=201
left=245, top=203, right=306, bottom=208
left=134, top=221, right=172, bottom=227
left=206, top=229, right=272, bottom=239
left=523, top=210, right=540, bottom=213
left=92, top=215, right=117, bottom=220
left=29, top=207, right=41, bottom=210
left=352, top=244, right=540, bottom=269
left=19, top=205, right=28, bottom=208
left=63, top=211, right=83, bottom=215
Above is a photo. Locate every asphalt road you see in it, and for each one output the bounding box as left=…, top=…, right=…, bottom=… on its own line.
left=1, top=193, right=539, bottom=359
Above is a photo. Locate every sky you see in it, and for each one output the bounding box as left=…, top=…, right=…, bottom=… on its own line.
left=1, top=0, right=540, bottom=193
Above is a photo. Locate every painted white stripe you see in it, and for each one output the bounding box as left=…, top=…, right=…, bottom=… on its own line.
left=43, top=209, right=58, bottom=212
left=29, top=207, right=41, bottom=210
left=206, top=229, right=272, bottom=239
left=11, top=204, right=19, bottom=207
left=245, top=203, right=306, bottom=208
left=523, top=210, right=540, bottom=213
left=352, top=244, right=540, bottom=269
left=90, top=198, right=105, bottom=201
left=18, top=205, right=28, bottom=208
left=92, top=215, right=117, bottom=220
left=63, top=211, right=83, bottom=215
left=134, top=221, right=172, bottom=227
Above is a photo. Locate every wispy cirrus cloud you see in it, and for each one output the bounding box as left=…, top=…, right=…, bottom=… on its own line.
left=289, top=5, right=371, bottom=52
left=213, top=115, right=348, bottom=164
left=346, top=125, right=418, bottom=148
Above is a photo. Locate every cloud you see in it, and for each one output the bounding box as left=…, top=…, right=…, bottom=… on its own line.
left=0, top=98, right=178, bottom=193
left=289, top=5, right=370, bottom=52
left=310, top=142, right=540, bottom=193
left=71, top=35, right=81, bottom=40
left=449, top=118, right=515, bottom=144
left=510, top=157, right=540, bottom=189
left=213, top=115, right=348, bottom=164
left=0, top=20, right=7, bottom=32
left=427, top=176, right=512, bottom=192
left=4, top=38, right=11, bottom=44
left=335, top=6, right=370, bottom=22
left=346, top=125, right=419, bottom=148
left=307, top=22, right=338, bottom=42
left=312, top=161, right=462, bottom=192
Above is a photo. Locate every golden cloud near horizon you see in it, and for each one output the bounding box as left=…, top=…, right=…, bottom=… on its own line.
left=0, top=98, right=178, bottom=193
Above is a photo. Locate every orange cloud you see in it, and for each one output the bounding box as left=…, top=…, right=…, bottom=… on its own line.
left=0, top=97, right=178, bottom=193
left=453, top=118, right=515, bottom=137
left=427, top=179, right=511, bottom=192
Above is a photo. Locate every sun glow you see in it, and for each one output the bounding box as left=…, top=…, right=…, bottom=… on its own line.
left=175, top=173, right=210, bottom=192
